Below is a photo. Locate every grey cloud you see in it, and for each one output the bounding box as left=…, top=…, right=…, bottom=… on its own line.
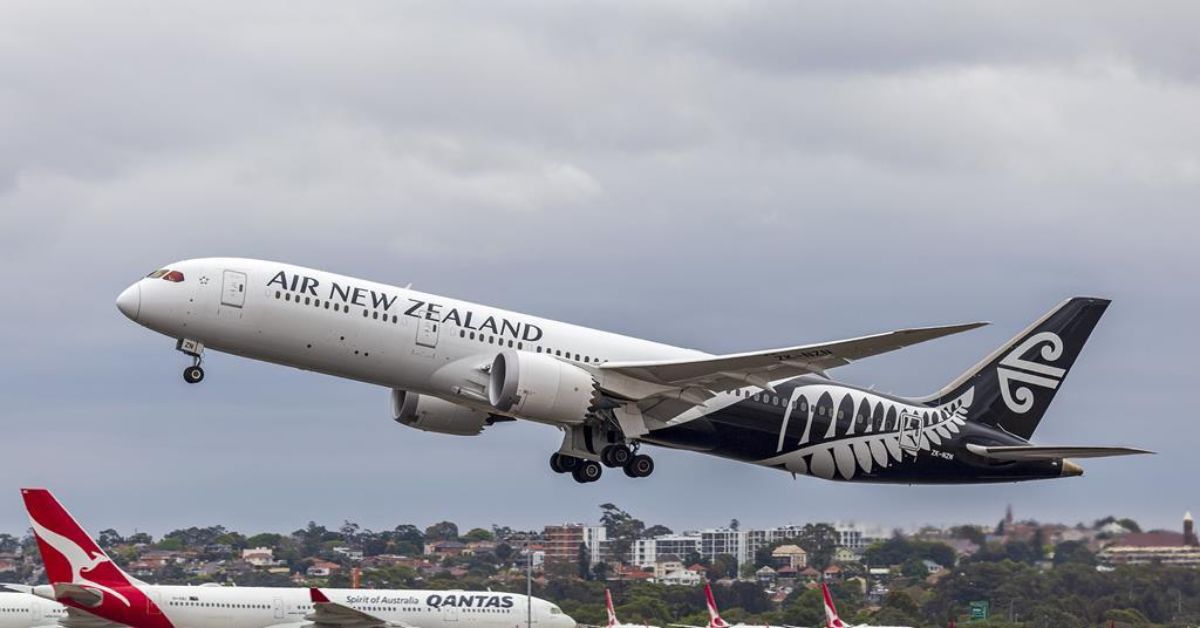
left=0, top=1, right=1196, bottom=535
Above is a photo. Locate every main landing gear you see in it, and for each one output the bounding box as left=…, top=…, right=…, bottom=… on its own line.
left=177, top=338, right=205, bottom=384
left=550, top=447, right=654, bottom=484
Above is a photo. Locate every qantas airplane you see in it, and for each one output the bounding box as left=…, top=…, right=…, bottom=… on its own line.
left=20, top=489, right=575, bottom=628
left=671, top=582, right=784, bottom=628
left=820, top=583, right=907, bottom=628
left=116, top=258, right=1148, bottom=483
left=604, top=588, right=661, bottom=628
left=0, top=590, right=78, bottom=628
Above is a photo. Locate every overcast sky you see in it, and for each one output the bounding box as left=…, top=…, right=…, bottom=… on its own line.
left=1, top=1, right=1197, bottom=540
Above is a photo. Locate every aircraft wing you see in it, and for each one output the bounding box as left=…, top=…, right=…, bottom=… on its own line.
left=965, top=444, right=1153, bottom=461
left=59, top=607, right=127, bottom=628
left=309, top=588, right=413, bottom=628
left=600, top=322, right=987, bottom=399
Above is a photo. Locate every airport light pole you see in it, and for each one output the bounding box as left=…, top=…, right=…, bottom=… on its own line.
left=526, top=541, right=533, bottom=628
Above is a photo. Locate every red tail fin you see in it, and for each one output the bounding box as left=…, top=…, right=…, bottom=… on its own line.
left=821, top=583, right=845, bottom=628
left=21, top=488, right=171, bottom=628
left=605, top=588, right=619, bottom=628
left=704, top=583, right=730, bottom=628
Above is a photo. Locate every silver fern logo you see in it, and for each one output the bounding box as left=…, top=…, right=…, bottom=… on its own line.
left=997, top=331, right=1066, bottom=414
left=760, top=387, right=973, bottom=481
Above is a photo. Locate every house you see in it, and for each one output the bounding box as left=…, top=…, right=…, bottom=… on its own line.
left=307, top=560, right=341, bottom=577
left=799, top=566, right=822, bottom=582
left=822, top=564, right=843, bottom=580
left=424, top=541, right=467, bottom=557
left=921, top=559, right=944, bottom=575
left=771, top=544, right=808, bottom=569
left=333, top=547, right=365, bottom=562
left=0, top=558, right=17, bottom=573
left=755, top=565, right=777, bottom=585
left=654, top=555, right=685, bottom=579
left=242, top=547, right=275, bottom=567
left=658, top=568, right=702, bottom=586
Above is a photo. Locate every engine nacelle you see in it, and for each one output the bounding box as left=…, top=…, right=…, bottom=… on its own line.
left=489, top=350, right=596, bottom=424
left=392, top=390, right=488, bottom=436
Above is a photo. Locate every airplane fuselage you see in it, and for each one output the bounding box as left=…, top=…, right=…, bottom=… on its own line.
left=116, top=258, right=1105, bottom=484
left=33, top=583, right=568, bottom=628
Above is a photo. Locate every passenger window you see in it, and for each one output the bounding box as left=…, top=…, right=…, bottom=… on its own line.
left=285, top=293, right=291, bottom=301
left=470, top=332, right=476, bottom=340
left=304, top=297, right=311, bottom=305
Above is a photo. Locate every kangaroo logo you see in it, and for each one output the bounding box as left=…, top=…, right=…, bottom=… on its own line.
left=28, top=517, right=130, bottom=608
left=997, top=331, right=1066, bottom=414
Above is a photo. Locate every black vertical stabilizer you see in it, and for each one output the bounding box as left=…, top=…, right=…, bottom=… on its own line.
left=919, top=297, right=1110, bottom=439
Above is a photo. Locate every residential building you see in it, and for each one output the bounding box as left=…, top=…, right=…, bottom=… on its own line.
left=543, top=524, right=607, bottom=567
left=633, top=534, right=702, bottom=568
left=241, top=547, right=275, bottom=567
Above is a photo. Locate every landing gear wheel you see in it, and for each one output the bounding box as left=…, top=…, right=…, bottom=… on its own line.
left=572, top=460, right=603, bottom=483
left=601, top=444, right=632, bottom=468
left=183, top=366, right=205, bottom=384
left=550, top=453, right=580, bottom=474
left=624, top=454, right=654, bottom=478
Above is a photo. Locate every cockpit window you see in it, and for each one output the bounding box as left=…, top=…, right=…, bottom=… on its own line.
left=550, top=607, right=562, bottom=615
left=162, top=270, right=185, bottom=282
left=146, top=269, right=168, bottom=279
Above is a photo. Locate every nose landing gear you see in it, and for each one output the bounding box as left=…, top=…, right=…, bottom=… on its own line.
left=176, top=338, right=206, bottom=384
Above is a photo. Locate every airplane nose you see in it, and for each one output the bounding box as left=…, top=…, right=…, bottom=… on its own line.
left=116, top=283, right=141, bottom=321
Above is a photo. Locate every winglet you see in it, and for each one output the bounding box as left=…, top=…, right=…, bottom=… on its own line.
left=310, top=587, right=331, bottom=604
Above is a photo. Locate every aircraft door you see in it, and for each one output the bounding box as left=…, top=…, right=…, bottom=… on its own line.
left=30, top=600, right=42, bottom=623
left=899, top=410, right=923, bottom=454
left=273, top=598, right=284, bottom=620
left=415, top=318, right=439, bottom=349
left=221, top=270, right=248, bottom=308
left=148, top=591, right=163, bottom=615
left=443, top=604, right=458, bottom=622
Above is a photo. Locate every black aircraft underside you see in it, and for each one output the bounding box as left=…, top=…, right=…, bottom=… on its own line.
left=642, top=376, right=1067, bottom=484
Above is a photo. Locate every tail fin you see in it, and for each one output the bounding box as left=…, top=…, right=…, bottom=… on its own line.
left=920, top=297, right=1110, bottom=439
left=821, top=583, right=845, bottom=628
left=703, top=582, right=729, bottom=628
left=605, top=589, right=619, bottom=628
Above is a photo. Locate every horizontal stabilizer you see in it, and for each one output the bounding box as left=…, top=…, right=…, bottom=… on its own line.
left=966, top=444, right=1153, bottom=461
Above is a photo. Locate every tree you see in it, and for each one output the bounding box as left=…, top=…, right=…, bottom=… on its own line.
left=599, top=504, right=644, bottom=563
left=127, top=532, right=153, bottom=545
left=463, top=528, right=494, bottom=542
left=1053, top=541, right=1096, bottom=567
left=643, top=525, right=673, bottom=539
left=1117, top=518, right=1142, bottom=533
left=795, top=524, right=840, bottom=569
left=424, top=521, right=459, bottom=542
left=97, top=529, right=124, bottom=549
left=729, top=519, right=740, bottom=531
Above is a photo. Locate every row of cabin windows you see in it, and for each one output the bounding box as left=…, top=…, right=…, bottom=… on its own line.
left=735, top=390, right=856, bottom=420
left=276, top=289, right=607, bottom=364
left=169, top=601, right=271, bottom=609
left=458, top=329, right=604, bottom=364
left=276, top=290, right=399, bottom=323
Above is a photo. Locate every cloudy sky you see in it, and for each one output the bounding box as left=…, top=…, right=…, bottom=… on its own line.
left=1, top=1, right=1197, bottom=540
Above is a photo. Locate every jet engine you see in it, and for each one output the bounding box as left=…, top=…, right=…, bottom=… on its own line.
left=392, top=390, right=489, bottom=436
left=488, top=350, right=596, bottom=424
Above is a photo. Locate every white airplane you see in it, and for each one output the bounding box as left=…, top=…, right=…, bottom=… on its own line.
left=0, top=590, right=82, bottom=628
left=116, top=258, right=1147, bottom=483
left=21, top=488, right=576, bottom=628
left=604, top=588, right=661, bottom=628
left=821, top=583, right=908, bottom=628
left=670, top=582, right=783, bottom=628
